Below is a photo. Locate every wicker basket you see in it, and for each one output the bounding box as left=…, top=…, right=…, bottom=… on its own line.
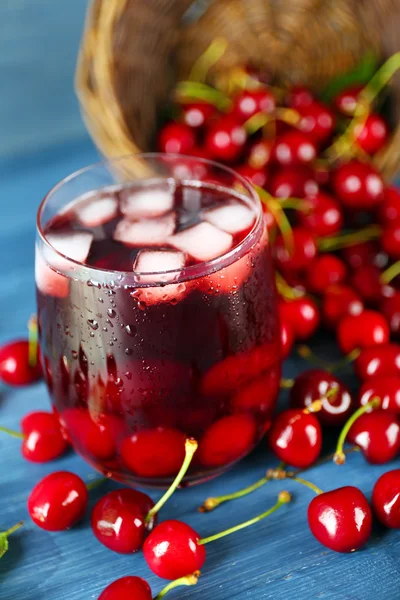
left=76, top=0, right=400, bottom=180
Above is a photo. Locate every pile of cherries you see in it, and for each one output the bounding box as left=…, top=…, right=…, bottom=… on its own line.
left=3, top=53, right=400, bottom=598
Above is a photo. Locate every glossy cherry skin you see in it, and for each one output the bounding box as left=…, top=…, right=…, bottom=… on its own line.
left=272, top=131, right=317, bottom=167
left=279, top=297, right=320, bottom=340
left=332, top=160, right=384, bottom=210
left=268, top=408, right=322, bottom=468
left=205, top=115, right=247, bottom=162
left=354, top=344, right=400, bottom=380
left=354, top=113, right=388, bottom=155
left=274, top=228, right=317, bottom=273
left=378, top=186, right=400, bottom=226
left=297, top=191, right=343, bottom=237
left=231, top=88, right=276, bottom=122
left=21, top=411, right=68, bottom=463
left=286, top=86, right=315, bottom=109
left=98, top=577, right=152, bottom=600
left=322, top=284, right=364, bottom=329
left=358, top=375, right=400, bottom=413
left=350, top=265, right=383, bottom=305
left=290, top=369, right=353, bottom=427
left=280, top=319, right=295, bottom=359
left=308, top=486, right=372, bottom=552
left=337, top=310, right=390, bottom=354
left=181, top=102, right=216, bottom=129
left=297, top=101, right=335, bottom=143
left=157, top=122, right=196, bottom=154
left=333, top=86, right=363, bottom=116
left=381, top=292, right=400, bottom=338
left=269, top=166, right=318, bottom=199
left=381, top=222, right=400, bottom=259
left=0, top=340, right=42, bottom=386
left=372, top=469, right=400, bottom=528
left=236, top=164, right=268, bottom=189
left=143, top=520, right=206, bottom=580
left=306, top=255, right=347, bottom=294
left=348, top=409, right=400, bottom=464
left=28, top=471, right=88, bottom=531
left=61, top=408, right=123, bottom=461
left=120, top=427, right=186, bottom=478
left=247, top=139, right=274, bottom=169
left=91, top=488, right=155, bottom=553
left=198, top=414, right=257, bottom=468
left=341, top=241, right=388, bottom=270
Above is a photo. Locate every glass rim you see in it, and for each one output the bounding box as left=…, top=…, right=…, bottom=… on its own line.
left=36, top=153, right=265, bottom=284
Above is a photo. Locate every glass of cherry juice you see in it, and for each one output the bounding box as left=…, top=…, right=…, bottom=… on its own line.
left=36, top=154, right=280, bottom=487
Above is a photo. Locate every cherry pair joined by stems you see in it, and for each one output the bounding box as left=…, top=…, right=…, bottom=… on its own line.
left=98, top=572, right=200, bottom=600
left=0, top=316, right=42, bottom=386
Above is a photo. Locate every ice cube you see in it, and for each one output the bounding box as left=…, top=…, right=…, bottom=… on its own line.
left=35, top=247, right=69, bottom=298
left=132, top=249, right=188, bottom=305
left=203, top=200, right=255, bottom=234
left=114, top=213, right=175, bottom=247
left=168, top=222, right=233, bottom=262
left=75, top=193, right=118, bottom=227
left=120, top=187, right=174, bottom=219
left=46, top=231, right=94, bottom=270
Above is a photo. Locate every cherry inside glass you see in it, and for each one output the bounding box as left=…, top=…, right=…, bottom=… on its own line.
left=36, top=154, right=281, bottom=487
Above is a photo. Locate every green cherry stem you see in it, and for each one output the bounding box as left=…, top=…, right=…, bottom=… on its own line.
left=145, top=438, right=198, bottom=524
left=0, top=425, right=24, bottom=440
left=175, top=81, right=230, bottom=110
left=381, top=260, right=400, bottom=285
left=86, top=477, right=108, bottom=492
left=0, top=521, right=24, bottom=559
left=334, top=397, right=381, bottom=464
left=280, top=377, right=295, bottom=389
left=289, top=477, right=323, bottom=495
left=297, top=345, right=360, bottom=373
left=188, top=37, right=228, bottom=82
left=4, top=522, right=24, bottom=537
left=198, top=491, right=291, bottom=545
left=28, top=314, right=39, bottom=367
left=154, top=571, right=200, bottom=599
left=318, top=225, right=382, bottom=252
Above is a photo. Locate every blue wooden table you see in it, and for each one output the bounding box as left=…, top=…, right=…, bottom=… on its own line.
left=1, top=140, right=400, bottom=600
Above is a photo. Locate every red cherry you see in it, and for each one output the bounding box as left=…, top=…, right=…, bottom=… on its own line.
left=378, top=186, right=400, bottom=226
left=91, top=488, right=155, bottom=554
left=306, top=254, right=347, bottom=294
left=247, top=139, right=273, bottom=169
left=354, top=113, right=388, bottom=155
left=143, top=520, right=206, bottom=580
left=381, top=222, right=400, bottom=259
left=290, top=369, right=353, bottom=427
left=198, top=414, right=257, bottom=468
left=20, top=411, right=68, bottom=463
left=350, top=264, right=383, bottom=304
left=381, top=292, right=400, bottom=338
left=355, top=344, right=400, bottom=381
left=181, top=102, right=216, bottom=129
left=205, top=115, right=246, bottom=162
left=341, top=241, right=388, bottom=270
left=61, top=408, right=123, bottom=461
left=120, top=427, right=186, bottom=478
left=28, top=471, right=88, bottom=531
left=298, top=191, right=343, bottom=237
left=235, top=164, right=268, bottom=189
left=232, top=367, right=280, bottom=417
left=308, top=486, right=372, bottom=552
left=269, top=166, right=318, bottom=199
left=337, top=310, right=390, bottom=354
left=158, top=122, right=196, bottom=154
left=279, top=297, right=320, bottom=340
left=274, top=228, right=317, bottom=273
left=322, top=284, right=364, bottom=329
left=297, top=101, right=335, bottom=143
left=358, top=375, right=400, bottom=413
left=268, top=408, right=322, bottom=468
left=272, top=131, right=317, bottom=167
left=332, top=160, right=384, bottom=210
left=280, top=319, right=295, bottom=358
left=333, top=86, right=363, bottom=116
left=286, top=86, right=315, bottom=109
left=372, top=469, right=400, bottom=528
left=0, top=340, right=42, bottom=386
left=98, top=577, right=152, bottom=600
left=347, top=409, right=400, bottom=464
left=231, top=89, right=275, bottom=122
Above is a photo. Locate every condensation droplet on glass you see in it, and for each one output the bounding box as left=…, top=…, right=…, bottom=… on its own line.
left=138, top=301, right=147, bottom=311
left=125, top=348, right=133, bottom=356
left=89, top=331, right=95, bottom=338
left=107, top=309, right=116, bottom=318
left=71, top=350, right=78, bottom=359
left=98, top=297, right=104, bottom=303
left=87, top=319, right=99, bottom=330
left=102, top=327, right=108, bottom=332
left=125, top=325, right=137, bottom=337
left=87, top=279, right=102, bottom=289
left=109, top=341, right=114, bottom=346
left=124, top=371, right=132, bottom=380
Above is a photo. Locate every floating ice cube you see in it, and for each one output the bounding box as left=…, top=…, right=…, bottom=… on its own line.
left=203, top=200, right=255, bottom=234
left=168, top=222, right=233, bottom=262
left=35, top=248, right=69, bottom=297
left=75, top=194, right=118, bottom=227
left=120, top=187, right=174, bottom=219
left=46, top=231, right=94, bottom=269
left=114, top=213, right=175, bottom=247
left=132, top=249, right=188, bottom=305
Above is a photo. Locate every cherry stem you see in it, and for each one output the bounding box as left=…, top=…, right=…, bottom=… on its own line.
left=175, top=81, right=230, bottom=110
left=86, top=477, right=108, bottom=491
left=4, top=521, right=24, bottom=537
left=297, top=345, right=334, bottom=370
left=334, top=396, right=381, bottom=464
left=28, top=314, right=38, bottom=367
left=255, top=186, right=295, bottom=254
left=275, top=272, right=303, bottom=301
left=154, top=571, right=200, bottom=599
left=280, top=378, right=294, bottom=389
left=318, top=225, right=381, bottom=252
left=381, top=260, right=400, bottom=285
left=303, top=386, right=339, bottom=415
left=288, top=476, right=323, bottom=495
left=198, top=491, right=291, bottom=545
left=0, top=425, right=24, bottom=440
left=145, top=438, right=198, bottom=524
left=188, top=37, right=228, bottom=82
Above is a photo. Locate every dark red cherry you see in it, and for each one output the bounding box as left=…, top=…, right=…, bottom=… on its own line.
left=297, top=191, right=343, bottom=237
left=272, top=131, right=317, bottom=167
left=372, top=469, right=400, bottom=528
left=337, top=310, right=390, bottom=354
left=279, top=297, right=320, bottom=340
left=381, top=222, right=400, bottom=259
left=268, top=408, right=322, bottom=468
left=306, top=254, right=347, bottom=294
left=91, top=488, right=155, bottom=554
left=98, top=577, right=152, bottom=600
left=354, top=113, right=388, bottom=155
left=61, top=408, right=123, bottom=461
left=347, top=409, right=400, bottom=464
left=181, top=102, right=216, bottom=129
left=381, top=292, right=400, bottom=338
left=333, top=86, right=363, bottom=116
left=21, top=410, right=68, bottom=463
left=231, top=89, right=276, bottom=122
left=205, top=115, right=247, bottom=162
left=290, top=369, right=353, bottom=426
left=274, top=227, right=317, bottom=273
left=235, top=164, right=268, bottom=188
left=358, top=375, right=400, bottom=413
left=355, top=343, right=400, bottom=381
left=158, top=122, right=196, bottom=154
left=297, top=101, right=335, bottom=143
left=0, top=340, right=42, bottom=386
left=143, top=520, right=206, bottom=580
left=308, top=486, right=372, bottom=552
left=280, top=319, right=295, bottom=359
left=350, top=264, right=383, bottom=304
left=341, top=241, right=388, bottom=270
left=332, top=160, right=384, bottom=210
left=286, top=86, right=315, bottom=109
left=232, top=365, right=280, bottom=418
left=378, top=186, right=400, bottom=226
left=269, top=166, right=318, bottom=199
left=247, top=139, right=274, bottom=169
left=28, top=471, right=88, bottom=531
left=322, top=284, right=364, bottom=329
left=198, top=413, right=257, bottom=468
